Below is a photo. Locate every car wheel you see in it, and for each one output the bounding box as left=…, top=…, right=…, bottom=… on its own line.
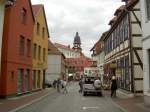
left=83, top=92, right=87, bottom=96
left=98, top=92, right=102, bottom=96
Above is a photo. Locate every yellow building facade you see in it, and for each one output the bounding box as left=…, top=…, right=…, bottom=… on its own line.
left=32, top=5, right=49, bottom=90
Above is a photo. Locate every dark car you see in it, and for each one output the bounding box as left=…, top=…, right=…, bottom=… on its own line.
left=44, top=80, right=52, bottom=88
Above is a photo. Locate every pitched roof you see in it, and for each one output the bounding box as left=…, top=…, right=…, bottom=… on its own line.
left=32, top=4, right=50, bottom=38
left=114, top=5, right=125, bottom=16
left=32, top=4, right=42, bottom=16
left=54, top=43, right=78, bottom=52
left=48, top=40, right=62, bottom=55
left=104, top=0, right=139, bottom=41
left=108, top=16, right=118, bottom=25
left=65, top=56, right=92, bottom=67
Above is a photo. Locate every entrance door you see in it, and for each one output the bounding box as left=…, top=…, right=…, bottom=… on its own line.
left=25, top=69, right=30, bottom=92
left=17, top=69, right=23, bottom=94
left=43, top=70, right=45, bottom=89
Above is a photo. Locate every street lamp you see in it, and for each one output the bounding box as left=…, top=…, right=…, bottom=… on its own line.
left=5, top=0, right=16, bottom=7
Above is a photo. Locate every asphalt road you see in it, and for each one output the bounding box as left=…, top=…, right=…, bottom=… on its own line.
left=16, top=82, right=126, bottom=112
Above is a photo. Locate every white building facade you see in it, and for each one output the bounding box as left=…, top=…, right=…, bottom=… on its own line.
left=141, top=0, right=150, bottom=105
left=54, top=43, right=80, bottom=58
left=46, top=41, right=66, bottom=83
left=46, top=55, right=62, bottom=82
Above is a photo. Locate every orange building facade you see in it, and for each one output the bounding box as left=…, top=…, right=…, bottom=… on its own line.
left=0, top=0, right=34, bottom=97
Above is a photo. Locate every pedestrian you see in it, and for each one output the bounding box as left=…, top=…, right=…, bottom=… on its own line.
left=62, top=79, right=68, bottom=94
left=53, top=80, right=57, bottom=88
left=56, top=78, right=61, bottom=93
left=110, top=76, right=117, bottom=97
left=78, top=78, right=83, bottom=93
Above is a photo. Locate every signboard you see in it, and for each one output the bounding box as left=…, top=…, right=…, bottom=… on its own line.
left=110, top=63, right=117, bottom=68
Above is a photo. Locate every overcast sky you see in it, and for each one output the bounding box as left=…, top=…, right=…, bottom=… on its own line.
left=31, top=0, right=124, bottom=57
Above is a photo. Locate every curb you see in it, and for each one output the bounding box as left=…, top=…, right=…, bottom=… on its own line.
left=9, top=88, right=56, bottom=112
left=117, top=89, right=134, bottom=98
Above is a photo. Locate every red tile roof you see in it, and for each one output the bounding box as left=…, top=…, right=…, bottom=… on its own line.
left=32, top=4, right=43, bottom=16
left=32, top=4, right=50, bottom=38
left=108, top=16, right=118, bottom=25
left=48, top=40, right=61, bottom=55
left=65, top=56, right=92, bottom=68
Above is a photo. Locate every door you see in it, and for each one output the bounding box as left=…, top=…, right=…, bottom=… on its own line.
left=17, top=69, right=23, bottom=94
left=25, top=69, right=30, bottom=92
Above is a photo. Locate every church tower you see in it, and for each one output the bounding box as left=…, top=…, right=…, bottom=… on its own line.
left=72, top=32, right=82, bottom=52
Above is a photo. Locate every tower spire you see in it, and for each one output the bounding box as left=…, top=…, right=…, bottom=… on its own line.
left=73, top=32, right=82, bottom=52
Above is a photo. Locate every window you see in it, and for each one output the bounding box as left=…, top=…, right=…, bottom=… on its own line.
left=37, top=22, right=40, bottom=35
left=33, top=44, right=37, bottom=59
left=43, top=48, right=46, bottom=61
left=17, top=69, right=24, bottom=94
left=38, top=45, right=41, bottom=60
left=21, top=8, right=27, bottom=24
left=124, top=15, right=129, bottom=40
left=27, top=39, right=31, bottom=57
left=42, top=27, right=45, bottom=38
left=37, top=70, right=41, bottom=88
left=25, top=69, right=30, bottom=91
left=19, top=36, right=25, bottom=56
left=32, top=70, right=36, bottom=89
left=146, top=0, right=150, bottom=20
left=148, top=49, right=150, bottom=88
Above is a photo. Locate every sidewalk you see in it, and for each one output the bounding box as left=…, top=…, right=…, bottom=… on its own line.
left=0, top=88, right=56, bottom=112
left=113, top=90, right=150, bottom=112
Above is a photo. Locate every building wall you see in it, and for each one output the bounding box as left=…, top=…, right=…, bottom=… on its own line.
left=58, top=48, right=80, bottom=58
left=141, top=0, right=150, bottom=105
left=0, top=0, right=34, bottom=97
left=46, top=54, right=61, bottom=82
left=104, top=1, right=143, bottom=94
left=0, top=0, right=5, bottom=77
left=130, top=2, right=143, bottom=94
left=32, top=7, right=48, bottom=90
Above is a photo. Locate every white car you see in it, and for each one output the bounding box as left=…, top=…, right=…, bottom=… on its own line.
left=82, top=76, right=102, bottom=96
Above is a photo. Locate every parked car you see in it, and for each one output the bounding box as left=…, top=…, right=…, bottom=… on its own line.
left=82, top=76, right=102, bottom=96
left=44, top=80, right=52, bottom=88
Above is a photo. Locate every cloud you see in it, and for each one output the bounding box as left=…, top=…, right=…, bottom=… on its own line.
left=31, top=0, right=124, bottom=57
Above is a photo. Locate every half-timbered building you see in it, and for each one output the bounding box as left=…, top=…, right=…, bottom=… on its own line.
left=141, top=0, right=150, bottom=105
left=103, top=0, right=143, bottom=95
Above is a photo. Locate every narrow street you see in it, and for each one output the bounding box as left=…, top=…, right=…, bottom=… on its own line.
left=17, top=82, right=125, bottom=112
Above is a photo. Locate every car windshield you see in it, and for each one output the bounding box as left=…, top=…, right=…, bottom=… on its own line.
left=84, top=77, right=95, bottom=84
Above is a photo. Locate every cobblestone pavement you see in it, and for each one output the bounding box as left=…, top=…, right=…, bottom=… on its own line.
left=16, top=83, right=126, bottom=112
left=1, top=82, right=149, bottom=112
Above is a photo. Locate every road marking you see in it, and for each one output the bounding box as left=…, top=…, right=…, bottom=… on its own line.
left=82, top=106, right=99, bottom=110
